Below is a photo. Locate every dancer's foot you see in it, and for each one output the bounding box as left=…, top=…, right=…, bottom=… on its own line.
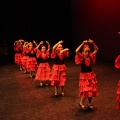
left=79, top=103, right=87, bottom=110
left=88, top=105, right=95, bottom=111
left=60, top=92, right=64, bottom=96
left=40, top=82, right=43, bottom=87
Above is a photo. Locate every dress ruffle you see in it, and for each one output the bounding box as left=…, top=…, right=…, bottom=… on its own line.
left=26, top=57, right=38, bottom=71
left=75, top=53, right=96, bottom=65
left=79, top=71, right=98, bottom=97
left=51, top=50, right=69, bottom=59
left=115, top=55, right=120, bottom=68
left=50, top=64, right=66, bottom=86
left=14, top=53, right=23, bottom=65
left=21, top=56, right=29, bottom=68
left=35, top=62, right=50, bottom=81
left=117, top=80, right=120, bottom=109
left=36, top=50, right=49, bottom=59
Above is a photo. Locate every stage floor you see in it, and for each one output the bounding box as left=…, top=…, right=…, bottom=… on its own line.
left=0, top=60, right=120, bottom=120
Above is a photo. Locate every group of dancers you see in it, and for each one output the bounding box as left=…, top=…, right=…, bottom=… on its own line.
left=14, top=36, right=120, bottom=111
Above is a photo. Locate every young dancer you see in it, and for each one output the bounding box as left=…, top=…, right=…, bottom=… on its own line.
left=35, top=41, right=51, bottom=86
left=115, top=55, right=120, bottom=110
left=75, top=39, right=99, bottom=110
left=50, top=40, right=69, bottom=97
left=26, top=41, right=40, bottom=78
left=14, top=39, right=24, bottom=70
left=21, top=41, right=29, bottom=73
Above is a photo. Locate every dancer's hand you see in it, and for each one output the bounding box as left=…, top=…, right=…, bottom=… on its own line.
left=46, top=41, right=49, bottom=44
left=58, top=40, right=64, bottom=44
left=40, top=41, right=44, bottom=44
left=88, top=39, right=94, bottom=44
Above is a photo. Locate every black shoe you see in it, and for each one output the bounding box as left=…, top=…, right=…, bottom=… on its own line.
left=60, top=92, right=64, bottom=96
left=88, top=105, right=95, bottom=111
left=54, top=94, right=58, bottom=98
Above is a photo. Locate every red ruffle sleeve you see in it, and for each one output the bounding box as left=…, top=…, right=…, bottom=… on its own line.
left=51, top=50, right=57, bottom=58
left=36, top=50, right=41, bottom=58
left=63, top=51, right=69, bottom=57
left=46, top=50, right=50, bottom=58
left=115, top=55, right=120, bottom=68
left=90, top=53, right=96, bottom=64
left=75, top=53, right=83, bottom=64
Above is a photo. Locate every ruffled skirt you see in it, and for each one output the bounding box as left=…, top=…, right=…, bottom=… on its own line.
left=50, top=64, right=66, bottom=86
left=79, top=71, right=98, bottom=97
left=26, top=57, right=38, bottom=72
left=21, top=56, right=29, bottom=68
left=117, top=80, right=120, bottom=109
left=35, top=62, right=50, bottom=81
left=14, top=53, right=23, bottom=65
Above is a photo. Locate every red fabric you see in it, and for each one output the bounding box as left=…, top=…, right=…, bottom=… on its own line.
left=26, top=57, right=38, bottom=72
left=50, top=64, right=66, bottom=86
left=75, top=53, right=96, bottom=65
left=21, top=56, right=29, bottom=68
left=78, top=72, right=98, bottom=97
left=22, top=48, right=29, bottom=55
left=50, top=50, right=68, bottom=86
left=115, top=55, right=120, bottom=68
left=15, top=46, right=23, bottom=52
left=83, top=44, right=89, bottom=48
left=117, top=80, right=120, bottom=109
left=14, top=53, right=23, bottom=65
left=28, top=48, right=37, bottom=54
left=51, top=50, right=69, bottom=59
left=36, top=50, right=50, bottom=59
left=35, top=62, right=50, bottom=81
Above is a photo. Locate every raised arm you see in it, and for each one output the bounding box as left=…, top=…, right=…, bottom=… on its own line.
left=46, top=41, right=50, bottom=51
left=19, top=39, right=24, bottom=43
left=33, top=40, right=38, bottom=47
left=52, top=40, right=64, bottom=51
left=88, top=39, right=99, bottom=54
left=14, top=40, right=18, bottom=46
left=60, top=48, right=69, bottom=53
left=75, top=40, right=87, bottom=54
left=36, top=41, right=44, bottom=49
left=23, top=42, right=29, bottom=48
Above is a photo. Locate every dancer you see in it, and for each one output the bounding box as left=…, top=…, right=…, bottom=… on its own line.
left=115, top=55, right=120, bottom=110
left=50, top=40, right=69, bottom=97
left=26, top=41, right=40, bottom=78
left=14, top=39, right=24, bottom=70
left=35, top=41, right=51, bottom=87
left=21, top=41, right=29, bottom=73
left=75, top=39, right=99, bottom=111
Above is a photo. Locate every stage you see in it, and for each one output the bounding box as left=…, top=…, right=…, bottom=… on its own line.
left=0, top=60, right=120, bottom=120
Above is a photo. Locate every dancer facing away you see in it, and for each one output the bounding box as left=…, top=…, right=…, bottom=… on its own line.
left=50, top=40, right=69, bottom=97
left=75, top=39, right=99, bottom=111
left=35, top=41, right=51, bottom=87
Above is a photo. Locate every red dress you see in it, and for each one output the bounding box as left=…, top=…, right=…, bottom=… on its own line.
left=50, top=50, right=69, bottom=86
left=14, top=45, right=23, bottom=65
left=115, top=55, right=120, bottom=109
left=21, top=48, right=29, bottom=69
left=75, top=53, right=98, bottom=97
left=35, top=50, right=50, bottom=81
left=26, top=48, right=38, bottom=72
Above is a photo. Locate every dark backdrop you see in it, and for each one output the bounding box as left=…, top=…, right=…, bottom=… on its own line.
left=0, top=0, right=72, bottom=63
left=72, top=0, right=120, bottom=62
left=0, top=0, right=120, bottom=63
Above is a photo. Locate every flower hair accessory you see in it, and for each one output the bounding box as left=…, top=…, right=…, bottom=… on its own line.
left=83, top=44, right=89, bottom=48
